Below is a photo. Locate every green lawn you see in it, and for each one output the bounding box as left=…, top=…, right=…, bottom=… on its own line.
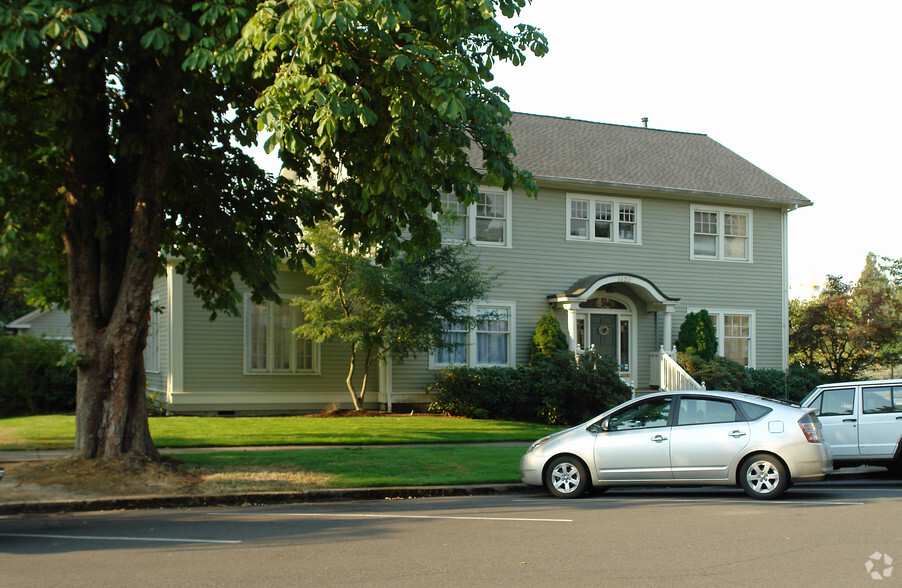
left=0, top=414, right=561, bottom=451
left=176, top=445, right=527, bottom=490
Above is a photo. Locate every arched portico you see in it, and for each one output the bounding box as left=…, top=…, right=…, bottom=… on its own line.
left=547, top=274, right=680, bottom=384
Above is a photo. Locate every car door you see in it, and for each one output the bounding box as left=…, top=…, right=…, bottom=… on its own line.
left=594, top=396, right=673, bottom=481
left=858, top=385, right=902, bottom=458
left=669, top=396, right=750, bottom=480
left=805, top=387, right=860, bottom=458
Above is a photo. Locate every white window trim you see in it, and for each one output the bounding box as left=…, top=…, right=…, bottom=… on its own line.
left=243, top=293, right=321, bottom=375
left=689, top=205, right=753, bottom=262
left=687, top=307, right=756, bottom=368
left=429, top=301, right=516, bottom=369
left=439, top=188, right=512, bottom=248
left=145, top=296, right=161, bottom=374
left=565, top=193, right=642, bottom=245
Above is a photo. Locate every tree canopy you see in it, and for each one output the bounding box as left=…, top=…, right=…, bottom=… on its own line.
left=0, top=0, right=546, bottom=460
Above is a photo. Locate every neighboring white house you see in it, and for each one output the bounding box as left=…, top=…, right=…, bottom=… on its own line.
left=5, top=307, right=73, bottom=343
left=10, top=113, right=812, bottom=414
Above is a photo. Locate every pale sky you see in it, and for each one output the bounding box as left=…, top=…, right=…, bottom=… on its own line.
left=250, top=1, right=901, bottom=298
left=489, top=0, right=902, bottom=296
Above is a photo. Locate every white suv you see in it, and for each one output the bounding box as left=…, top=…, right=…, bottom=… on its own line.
left=801, top=379, right=902, bottom=469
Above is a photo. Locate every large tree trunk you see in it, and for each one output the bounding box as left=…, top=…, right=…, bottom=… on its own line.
left=61, top=44, right=179, bottom=462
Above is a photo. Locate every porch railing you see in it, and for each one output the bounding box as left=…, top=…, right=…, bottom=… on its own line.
left=652, top=346, right=705, bottom=392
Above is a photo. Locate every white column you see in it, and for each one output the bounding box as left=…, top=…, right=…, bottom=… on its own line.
left=562, top=302, right=578, bottom=351
left=663, top=305, right=674, bottom=354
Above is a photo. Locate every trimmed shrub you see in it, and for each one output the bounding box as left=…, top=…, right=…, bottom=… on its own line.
left=529, top=312, right=568, bottom=365
left=532, top=349, right=632, bottom=425
left=675, top=310, right=717, bottom=360
left=0, top=335, right=77, bottom=416
left=679, top=353, right=825, bottom=402
left=677, top=352, right=749, bottom=392
left=427, top=365, right=529, bottom=420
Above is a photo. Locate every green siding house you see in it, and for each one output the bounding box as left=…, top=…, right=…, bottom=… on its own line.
left=10, top=113, right=812, bottom=414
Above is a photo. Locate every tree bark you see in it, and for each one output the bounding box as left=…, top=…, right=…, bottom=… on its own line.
left=62, top=45, right=179, bottom=462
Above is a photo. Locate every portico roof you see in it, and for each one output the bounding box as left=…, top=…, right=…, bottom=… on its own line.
left=548, top=273, right=679, bottom=310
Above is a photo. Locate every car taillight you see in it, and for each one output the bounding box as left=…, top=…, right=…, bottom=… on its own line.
left=798, top=413, right=823, bottom=443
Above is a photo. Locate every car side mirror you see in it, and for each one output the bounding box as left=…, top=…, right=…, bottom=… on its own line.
left=588, top=418, right=610, bottom=433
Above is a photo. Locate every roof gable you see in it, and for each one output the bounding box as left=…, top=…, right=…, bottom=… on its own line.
left=497, top=113, right=810, bottom=207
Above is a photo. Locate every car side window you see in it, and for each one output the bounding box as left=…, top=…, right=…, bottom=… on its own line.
left=677, top=398, right=738, bottom=425
left=863, top=386, right=897, bottom=414
left=608, top=397, right=671, bottom=430
left=737, top=400, right=773, bottom=421
left=818, top=388, right=855, bottom=416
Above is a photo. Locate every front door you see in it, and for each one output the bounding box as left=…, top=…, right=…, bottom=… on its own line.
left=590, top=314, right=617, bottom=359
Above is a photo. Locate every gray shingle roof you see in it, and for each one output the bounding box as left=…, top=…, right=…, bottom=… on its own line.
left=495, top=113, right=811, bottom=207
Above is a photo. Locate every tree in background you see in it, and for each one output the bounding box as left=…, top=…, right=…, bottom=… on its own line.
left=0, top=1, right=545, bottom=461
left=675, top=310, right=717, bottom=360
left=789, top=259, right=902, bottom=381
left=295, top=223, right=497, bottom=411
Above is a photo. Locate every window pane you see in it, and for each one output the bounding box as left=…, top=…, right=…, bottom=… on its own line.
left=294, top=309, right=313, bottom=371
left=820, top=388, right=854, bottom=416
left=619, top=319, right=629, bottom=371
left=440, top=193, right=467, bottom=241
left=476, top=307, right=509, bottom=365
left=863, top=387, right=894, bottom=414
left=475, top=193, right=505, bottom=243
left=570, top=200, right=589, bottom=237
left=594, top=202, right=612, bottom=239
left=723, top=314, right=750, bottom=366
left=609, top=397, right=671, bottom=430
left=273, top=302, right=292, bottom=371
left=678, top=398, right=738, bottom=425
left=618, top=204, right=636, bottom=242
left=435, top=321, right=467, bottom=365
left=693, top=210, right=718, bottom=256
left=249, top=302, right=268, bottom=370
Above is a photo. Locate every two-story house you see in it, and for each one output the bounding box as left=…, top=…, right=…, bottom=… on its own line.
left=10, top=113, right=811, bottom=414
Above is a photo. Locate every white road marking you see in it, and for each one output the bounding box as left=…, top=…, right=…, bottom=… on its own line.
left=208, top=512, right=572, bottom=523
left=513, top=497, right=865, bottom=506
left=0, top=533, right=240, bottom=544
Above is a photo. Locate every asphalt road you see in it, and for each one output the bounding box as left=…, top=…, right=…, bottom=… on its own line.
left=2, top=479, right=901, bottom=587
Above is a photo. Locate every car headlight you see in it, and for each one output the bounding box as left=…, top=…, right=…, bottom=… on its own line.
left=527, top=436, right=552, bottom=453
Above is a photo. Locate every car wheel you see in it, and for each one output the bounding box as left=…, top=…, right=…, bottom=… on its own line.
left=739, top=453, right=788, bottom=500
left=545, top=456, right=589, bottom=499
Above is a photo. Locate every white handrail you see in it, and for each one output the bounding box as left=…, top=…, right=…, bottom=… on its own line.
left=659, top=349, right=705, bottom=391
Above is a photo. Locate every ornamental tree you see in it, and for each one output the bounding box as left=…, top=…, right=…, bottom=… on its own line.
left=0, top=0, right=545, bottom=461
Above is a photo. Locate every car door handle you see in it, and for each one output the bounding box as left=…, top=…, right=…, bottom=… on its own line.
left=897, top=416, right=902, bottom=420
left=842, top=418, right=857, bottom=423
left=728, top=430, right=747, bottom=438
left=650, top=434, right=668, bottom=443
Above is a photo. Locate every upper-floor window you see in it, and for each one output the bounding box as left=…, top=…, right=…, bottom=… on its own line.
left=439, top=189, right=511, bottom=247
left=567, top=194, right=640, bottom=244
left=244, top=295, right=319, bottom=375
left=690, top=205, right=752, bottom=261
left=431, top=302, right=515, bottom=369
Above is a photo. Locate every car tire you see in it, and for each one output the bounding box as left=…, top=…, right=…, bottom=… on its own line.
left=739, top=453, right=789, bottom=500
left=545, top=455, right=589, bottom=499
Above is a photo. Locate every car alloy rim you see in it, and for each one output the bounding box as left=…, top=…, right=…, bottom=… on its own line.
left=551, top=463, right=580, bottom=493
left=746, top=460, right=779, bottom=494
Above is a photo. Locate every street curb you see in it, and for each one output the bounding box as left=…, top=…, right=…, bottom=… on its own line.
left=0, top=483, right=544, bottom=515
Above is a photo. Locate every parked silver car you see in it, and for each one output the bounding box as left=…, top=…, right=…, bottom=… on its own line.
left=520, top=390, right=832, bottom=499
left=801, top=379, right=902, bottom=469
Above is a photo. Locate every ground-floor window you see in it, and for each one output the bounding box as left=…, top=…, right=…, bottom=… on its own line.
left=244, top=295, right=319, bottom=374
left=431, top=302, right=515, bottom=369
left=144, top=297, right=161, bottom=373
left=689, top=308, right=755, bottom=367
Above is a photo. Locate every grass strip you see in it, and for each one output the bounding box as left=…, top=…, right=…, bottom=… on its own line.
left=173, top=445, right=528, bottom=491
left=0, top=415, right=560, bottom=450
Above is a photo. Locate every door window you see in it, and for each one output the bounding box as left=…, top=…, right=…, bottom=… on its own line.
left=609, top=397, right=671, bottom=430
left=677, top=397, right=738, bottom=425
left=862, top=386, right=902, bottom=414
left=814, top=388, right=855, bottom=416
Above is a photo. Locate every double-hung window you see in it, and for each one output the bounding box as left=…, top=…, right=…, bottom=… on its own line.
left=431, top=303, right=515, bottom=368
left=567, top=194, right=640, bottom=244
left=245, top=295, right=319, bottom=374
left=691, top=206, right=752, bottom=261
left=688, top=308, right=755, bottom=367
left=439, top=189, right=511, bottom=247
